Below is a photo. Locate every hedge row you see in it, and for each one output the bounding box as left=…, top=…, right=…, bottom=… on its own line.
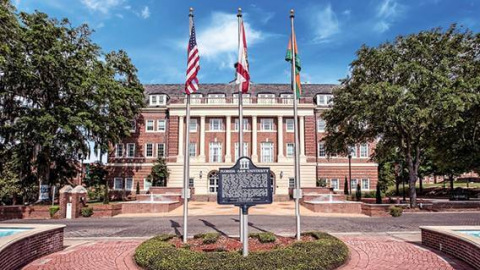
left=134, top=232, right=349, bottom=270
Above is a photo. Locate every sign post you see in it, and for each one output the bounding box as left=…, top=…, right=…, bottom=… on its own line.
left=218, top=157, right=272, bottom=257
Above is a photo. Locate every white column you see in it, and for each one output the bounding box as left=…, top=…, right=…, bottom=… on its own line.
left=277, top=116, right=285, bottom=162
left=299, top=116, right=306, bottom=158
left=199, top=116, right=206, bottom=161
left=251, top=116, right=258, bottom=162
left=225, top=116, right=232, bottom=163
left=178, top=116, right=184, bottom=161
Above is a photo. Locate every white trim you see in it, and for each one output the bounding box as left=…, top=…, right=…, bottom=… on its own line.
left=209, top=118, right=223, bottom=131
left=157, top=143, right=165, bottom=157
left=189, top=118, right=198, bottom=132
left=115, top=143, right=124, bottom=158
left=113, top=177, right=123, bottom=190
left=125, top=177, right=134, bottom=191
left=145, top=143, right=154, bottom=158
left=286, top=119, right=294, bottom=132
left=157, top=119, right=166, bottom=132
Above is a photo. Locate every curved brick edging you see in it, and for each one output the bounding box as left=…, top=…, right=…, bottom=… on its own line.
left=0, top=224, right=65, bottom=270
left=421, top=226, right=480, bottom=269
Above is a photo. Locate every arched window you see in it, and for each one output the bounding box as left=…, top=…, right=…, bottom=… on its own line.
left=208, top=171, right=219, bottom=193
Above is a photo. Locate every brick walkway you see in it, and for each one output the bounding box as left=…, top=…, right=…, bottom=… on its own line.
left=338, top=236, right=473, bottom=270
left=23, top=235, right=473, bottom=270
left=24, top=240, right=142, bottom=270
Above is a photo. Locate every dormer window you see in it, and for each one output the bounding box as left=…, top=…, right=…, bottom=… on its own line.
left=233, top=93, right=251, bottom=104
left=317, top=94, right=333, bottom=106
left=208, top=94, right=226, bottom=104
left=258, top=93, right=275, bottom=104
left=280, top=94, right=293, bottom=104
left=149, top=94, right=166, bottom=106
left=190, top=93, right=202, bottom=104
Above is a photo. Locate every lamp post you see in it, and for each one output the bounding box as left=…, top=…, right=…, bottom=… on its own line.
left=401, top=164, right=406, bottom=202
left=78, top=152, right=84, bottom=186
left=348, top=152, right=352, bottom=196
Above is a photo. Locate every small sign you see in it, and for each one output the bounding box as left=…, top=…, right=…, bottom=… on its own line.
left=39, top=184, right=50, bottom=200
left=218, top=157, right=272, bottom=206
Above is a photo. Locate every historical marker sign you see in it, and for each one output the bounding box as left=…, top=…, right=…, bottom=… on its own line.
left=218, top=157, right=272, bottom=206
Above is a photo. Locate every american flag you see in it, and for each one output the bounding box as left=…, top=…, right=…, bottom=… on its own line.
left=185, top=22, right=200, bottom=95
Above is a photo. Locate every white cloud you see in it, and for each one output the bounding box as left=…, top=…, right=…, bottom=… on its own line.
left=311, top=4, right=340, bottom=43
left=374, top=0, right=403, bottom=33
left=80, top=0, right=124, bottom=14
left=141, top=6, right=150, bottom=19
left=195, top=12, right=264, bottom=69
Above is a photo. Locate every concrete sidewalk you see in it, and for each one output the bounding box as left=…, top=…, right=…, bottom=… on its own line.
left=114, top=201, right=369, bottom=218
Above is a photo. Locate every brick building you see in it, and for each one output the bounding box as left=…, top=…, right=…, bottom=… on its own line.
left=106, top=83, right=378, bottom=200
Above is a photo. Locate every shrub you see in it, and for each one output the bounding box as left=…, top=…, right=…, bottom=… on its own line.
left=135, top=231, right=348, bottom=270
left=194, top=232, right=220, bottom=244
left=376, top=185, right=382, bottom=204
left=249, top=232, right=276, bottom=243
left=81, top=207, right=93, bottom=217
left=344, top=177, right=349, bottom=195
left=356, top=184, right=362, bottom=201
left=389, top=206, right=403, bottom=217
left=362, top=191, right=377, bottom=198
left=49, top=206, right=60, bottom=218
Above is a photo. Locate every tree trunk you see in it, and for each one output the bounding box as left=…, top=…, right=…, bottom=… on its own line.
left=449, top=175, right=454, bottom=191
left=434, top=175, right=437, bottom=184
left=395, top=177, right=400, bottom=196
left=406, top=149, right=418, bottom=208
left=419, top=177, right=423, bottom=194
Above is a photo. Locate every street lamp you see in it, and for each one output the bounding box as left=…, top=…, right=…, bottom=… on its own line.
left=78, top=152, right=84, bottom=186
left=348, top=149, right=352, bottom=196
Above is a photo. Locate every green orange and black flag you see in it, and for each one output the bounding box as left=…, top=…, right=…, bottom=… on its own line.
left=285, top=32, right=301, bottom=98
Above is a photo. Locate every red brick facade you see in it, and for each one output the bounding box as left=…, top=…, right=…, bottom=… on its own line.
left=106, top=84, right=379, bottom=196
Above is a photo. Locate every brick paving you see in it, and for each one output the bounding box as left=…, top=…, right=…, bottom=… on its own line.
left=24, top=240, right=142, bottom=270
left=22, top=235, right=474, bottom=270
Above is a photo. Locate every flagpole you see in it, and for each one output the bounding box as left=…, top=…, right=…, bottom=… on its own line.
left=182, top=7, right=194, bottom=244
left=290, top=9, right=302, bottom=241
left=237, top=7, right=245, bottom=245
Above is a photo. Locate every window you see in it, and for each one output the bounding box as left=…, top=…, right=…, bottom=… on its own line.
left=286, top=143, right=295, bottom=157
left=330, top=179, right=339, bottom=190
left=190, top=93, right=202, bottom=104
left=362, top=179, right=370, bottom=190
left=209, top=142, right=222, bottom=163
left=258, top=93, right=275, bottom=104
left=126, top=143, right=135, bottom=158
left=125, top=178, right=133, bottom=191
left=189, top=143, right=196, bottom=157
left=289, top=178, right=295, bottom=188
left=261, top=119, right=274, bottom=131
left=144, top=178, right=152, bottom=191
left=115, top=144, right=124, bottom=157
left=317, top=118, right=326, bottom=132
left=208, top=93, right=225, bottom=104
left=233, top=93, right=251, bottom=104
left=234, top=142, right=249, bottom=161
left=114, top=177, right=123, bottom=190
left=208, top=171, right=219, bottom=193
left=360, top=144, right=369, bottom=158
left=316, top=94, right=333, bottom=105
left=286, top=119, right=294, bottom=132
left=145, top=143, right=154, bottom=157
left=210, top=118, right=222, bottom=131
left=157, top=143, right=165, bottom=157
left=351, top=179, right=358, bottom=189
left=130, top=120, right=136, bottom=132
left=189, top=178, right=194, bottom=188
left=234, top=118, right=249, bottom=131
left=348, top=145, right=357, bottom=158
left=146, top=120, right=154, bottom=132
left=261, top=142, right=274, bottom=163
left=189, top=119, right=197, bottom=132
left=149, top=94, right=166, bottom=106
left=318, top=142, right=326, bottom=157
left=281, top=94, right=293, bottom=104
left=157, top=120, right=166, bottom=132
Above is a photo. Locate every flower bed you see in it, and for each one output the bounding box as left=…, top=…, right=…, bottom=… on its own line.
left=135, top=232, right=349, bottom=270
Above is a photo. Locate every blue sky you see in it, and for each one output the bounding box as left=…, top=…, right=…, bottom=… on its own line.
left=13, top=0, right=480, bottom=85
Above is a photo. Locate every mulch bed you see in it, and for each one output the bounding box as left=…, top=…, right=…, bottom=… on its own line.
left=169, top=235, right=316, bottom=253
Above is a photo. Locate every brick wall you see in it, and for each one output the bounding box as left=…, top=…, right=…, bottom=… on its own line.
left=0, top=227, right=64, bottom=270
left=0, top=205, right=51, bottom=221
left=422, top=229, right=480, bottom=269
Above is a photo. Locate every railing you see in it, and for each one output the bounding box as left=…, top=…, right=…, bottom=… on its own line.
left=169, top=96, right=311, bottom=105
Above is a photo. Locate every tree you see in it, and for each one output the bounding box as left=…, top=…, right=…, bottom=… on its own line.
left=149, top=157, right=169, bottom=187
left=355, top=184, right=362, bottom=201
left=323, top=25, right=480, bottom=207
left=0, top=3, right=144, bottom=202
left=375, top=184, right=382, bottom=204
left=343, top=176, right=349, bottom=195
